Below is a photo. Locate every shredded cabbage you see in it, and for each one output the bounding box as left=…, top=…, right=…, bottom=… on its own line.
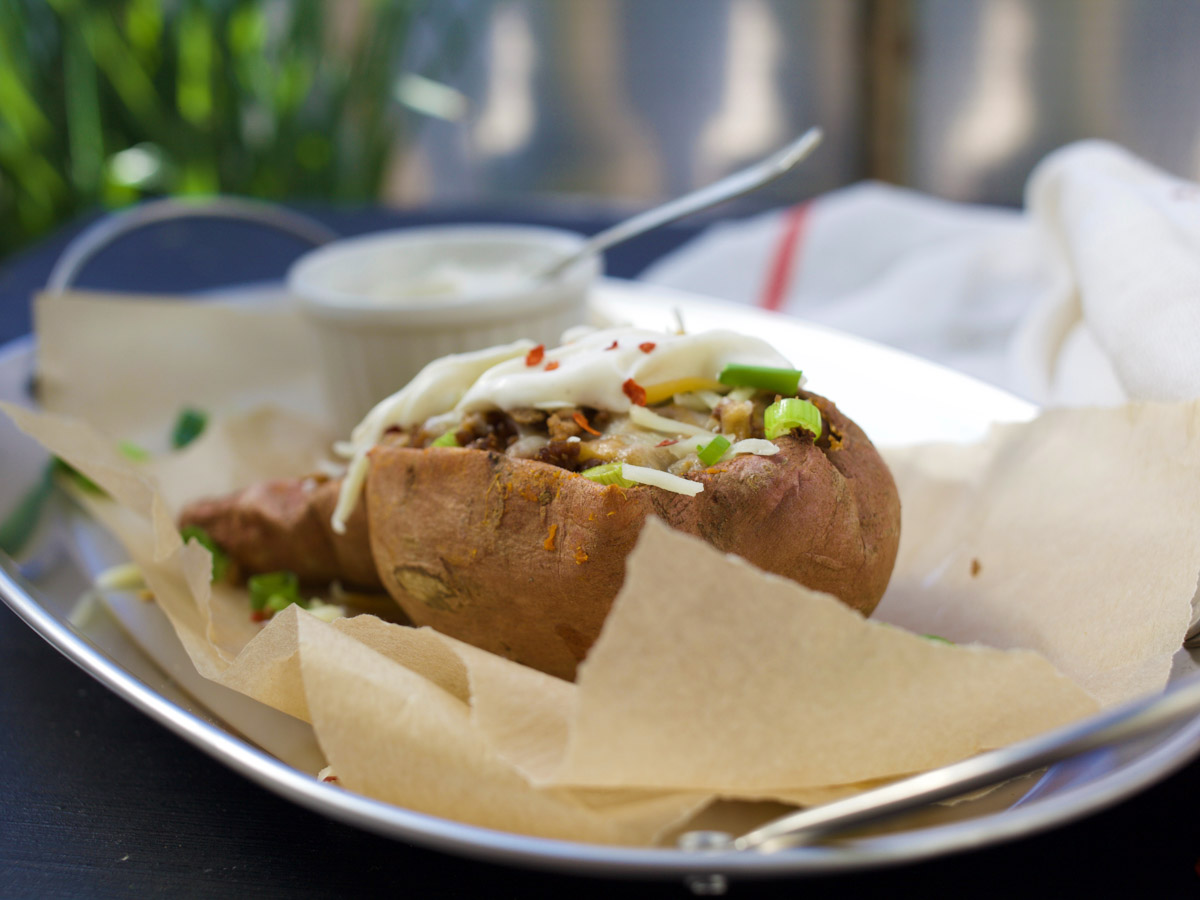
left=620, top=462, right=704, bottom=496
left=628, top=404, right=715, bottom=438
left=729, top=438, right=780, bottom=457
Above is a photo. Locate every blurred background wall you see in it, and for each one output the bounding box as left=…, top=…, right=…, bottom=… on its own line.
left=3, top=0, right=1200, bottom=259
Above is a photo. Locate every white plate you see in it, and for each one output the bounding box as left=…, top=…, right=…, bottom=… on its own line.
left=3, top=279, right=1199, bottom=880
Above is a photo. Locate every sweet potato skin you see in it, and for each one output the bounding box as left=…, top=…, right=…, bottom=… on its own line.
left=179, top=477, right=380, bottom=590
left=366, top=394, right=900, bottom=679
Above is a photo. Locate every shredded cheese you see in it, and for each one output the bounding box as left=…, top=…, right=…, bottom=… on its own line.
left=628, top=404, right=715, bottom=438
left=641, top=376, right=725, bottom=406
left=729, top=438, right=780, bottom=457
left=620, top=462, right=704, bottom=496
left=666, top=435, right=781, bottom=462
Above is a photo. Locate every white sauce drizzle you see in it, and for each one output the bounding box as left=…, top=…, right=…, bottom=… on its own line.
left=330, top=340, right=533, bottom=532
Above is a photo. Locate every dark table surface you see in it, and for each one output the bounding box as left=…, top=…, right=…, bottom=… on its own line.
left=3, top=203, right=1200, bottom=898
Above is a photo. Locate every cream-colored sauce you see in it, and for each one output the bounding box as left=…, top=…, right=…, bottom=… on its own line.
left=360, top=260, right=534, bottom=303
left=331, top=327, right=794, bottom=532
left=457, top=327, right=790, bottom=414
left=331, top=340, right=533, bottom=532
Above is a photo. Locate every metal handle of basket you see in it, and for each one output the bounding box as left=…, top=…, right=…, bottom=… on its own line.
left=45, top=196, right=339, bottom=293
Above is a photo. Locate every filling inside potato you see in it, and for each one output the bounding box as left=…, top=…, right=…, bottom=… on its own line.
left=331, top=327, right=837, bottom=531
left=382, top=386, right=839, bottom=480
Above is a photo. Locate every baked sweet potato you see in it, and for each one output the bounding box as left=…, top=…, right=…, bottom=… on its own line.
left=182, top=392, right=900, bottom=680
left=180, top=476, right=379, bottom=590
left=365, top=392, right=897, bottom=678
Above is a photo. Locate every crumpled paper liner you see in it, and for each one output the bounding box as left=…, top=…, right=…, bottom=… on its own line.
left=877, top=404, right=1200, bottom=707
left=6, top=288, right=1200, bottom=845
left=6, top=398, right=1167, bottom=844
left=33, top=288, right=328, bottom=445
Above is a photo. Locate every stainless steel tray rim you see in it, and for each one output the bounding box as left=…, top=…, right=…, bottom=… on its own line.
left=6, top=551, right=1200, bottom=880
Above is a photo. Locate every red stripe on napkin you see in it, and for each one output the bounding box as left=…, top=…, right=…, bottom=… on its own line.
left=757, top=202, right=811, bottom=312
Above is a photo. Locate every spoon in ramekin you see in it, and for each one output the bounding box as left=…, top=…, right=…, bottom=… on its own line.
left=535, top=126, right=824, bottom=283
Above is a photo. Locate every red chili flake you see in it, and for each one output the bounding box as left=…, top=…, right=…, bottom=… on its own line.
left=656, top=439, right=678, bottom=447
left=250, top=610, right=269, bottom=623
left=544, top=360, right=560, bottom=371
left=622, top=378, right=647, bottom=406
left=605, top=340, right=619, bottom=351
left=573, top=411, right=600, bottom=436
left=638, top=342, right=656, bottom=353
left=525, top=344, right=545, bottom=366
left=322, top=775, right=340, bottom=783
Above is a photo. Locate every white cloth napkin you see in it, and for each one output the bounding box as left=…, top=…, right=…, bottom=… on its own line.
left=641, top=141, right=1200, bottom=407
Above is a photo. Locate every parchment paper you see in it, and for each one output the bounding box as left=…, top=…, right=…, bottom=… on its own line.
left=877, top=405, right=1200, bottom=707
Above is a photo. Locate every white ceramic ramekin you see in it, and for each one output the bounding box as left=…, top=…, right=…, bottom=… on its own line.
left=287, top=224, right=600, bottom=435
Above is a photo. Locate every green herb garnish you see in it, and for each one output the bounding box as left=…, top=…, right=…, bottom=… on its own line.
left=180, top=525, right=230, bottom=582
left=171, top=407, right=208, bottom=449
left=718, top=363, right=803, bottom=396
left=431, top=431, right=458, bottom=447
left=247, top=570, right=301, bottom=614
left=922, top=634, right=954, bottom=645
left=119, top=440, right=151, bottom=462
left=696, top=435, right=731, bottom=467
left=764, top=398, right=822, bottom=441
left=581, top=463, right=635, bottom=488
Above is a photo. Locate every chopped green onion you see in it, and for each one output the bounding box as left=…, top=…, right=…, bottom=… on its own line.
left=180, top=525, right=230, bottom=582
left=431, top=431, right=458, bottom=447
left=581, top=463, right=635, bottom=488
left=119, top=440, right=151, bottom=462
left=922, top=634, right=954, bottom=645
left=764, top=398, right=822, bottom=440
left=247, top=570, right=301, bottom=613
left=171, top=407, right=208, bottom=449
left=718, top=363, right=803, bottom=396
left=265, top=592, right=294, bottom=613
left=51, top=457, right=105, bottom=495
left=696, top=435, right=731, bottom=467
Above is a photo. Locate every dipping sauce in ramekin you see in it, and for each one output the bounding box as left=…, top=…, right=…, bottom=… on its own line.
left=288, top=224, right=599, bottom=433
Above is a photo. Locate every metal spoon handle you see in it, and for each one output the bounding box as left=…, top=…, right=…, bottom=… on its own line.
left=726, top=669, right=1200, bottom=853
left=539, top=127, right=824, bottom=281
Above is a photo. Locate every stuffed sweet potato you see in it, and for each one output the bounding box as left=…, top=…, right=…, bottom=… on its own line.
left=180, top=328, right=901, bottom=679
